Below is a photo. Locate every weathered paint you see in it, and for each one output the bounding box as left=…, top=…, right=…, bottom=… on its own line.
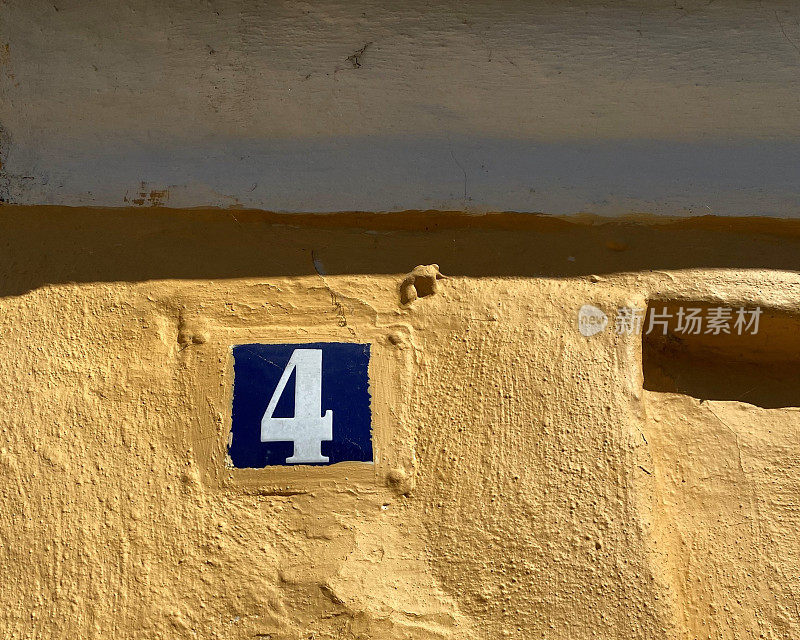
left=3, top=0, right=800, bottom=215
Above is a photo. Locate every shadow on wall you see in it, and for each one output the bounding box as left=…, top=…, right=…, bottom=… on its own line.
left=1, top=206, right=800, bottom=297
left=643, top=303, right=800, bottom=409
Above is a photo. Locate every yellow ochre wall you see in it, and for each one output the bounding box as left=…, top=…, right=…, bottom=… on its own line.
left=0, top=207, right=799, bottom=639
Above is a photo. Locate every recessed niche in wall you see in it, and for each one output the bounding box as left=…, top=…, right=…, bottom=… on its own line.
left=642, top=302, right=800, bottom=409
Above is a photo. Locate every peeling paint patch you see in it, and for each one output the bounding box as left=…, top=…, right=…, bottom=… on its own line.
left=0, top=124, right=11, bottom=203
left=345, top=42, right=372, bottom=69
left=124, top=181, right=170, bottom=207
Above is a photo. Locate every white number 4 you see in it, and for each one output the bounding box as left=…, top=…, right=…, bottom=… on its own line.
left=261, top=348, right=333, bottom=464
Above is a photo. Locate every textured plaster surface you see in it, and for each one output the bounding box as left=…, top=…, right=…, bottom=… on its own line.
left=3, top=1, right=800, bottom=214
left=0, top=207, right=799, bottom=638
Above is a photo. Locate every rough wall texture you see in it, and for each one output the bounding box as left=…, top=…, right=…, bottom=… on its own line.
left=3, top=0, right=800, bottom=214
left=0, top=207, right=798, bottom=638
